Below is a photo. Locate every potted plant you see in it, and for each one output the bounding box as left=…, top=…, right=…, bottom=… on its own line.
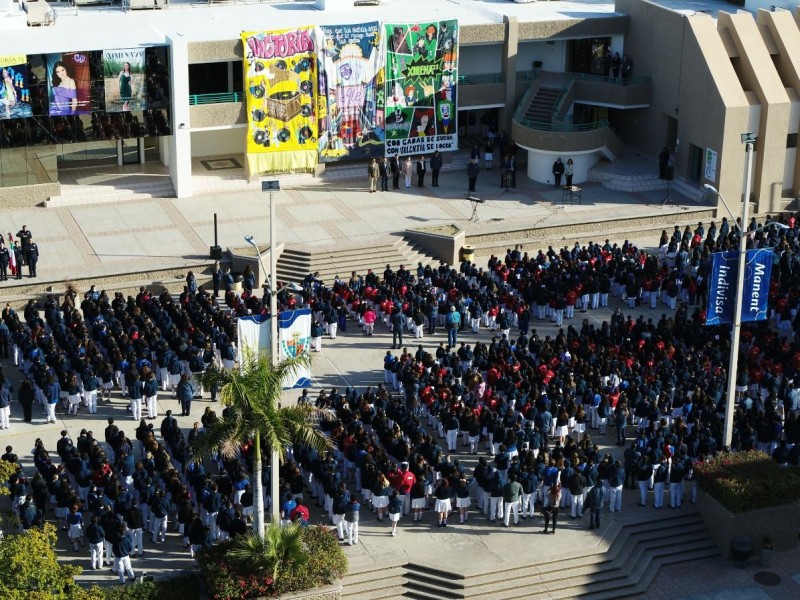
left=760, top=535, right=775, bottom=567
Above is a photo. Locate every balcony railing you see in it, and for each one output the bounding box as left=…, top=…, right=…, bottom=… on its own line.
left=189, top=92, right=244, bottom=105
left=514, top=118, right=611, bottom=132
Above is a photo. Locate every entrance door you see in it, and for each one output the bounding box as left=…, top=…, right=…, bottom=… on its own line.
left=688, top=144, right=703, bottom=183
left=121, top=139, right=140, bottom=165
left=568, top=38, right=610, bottom=75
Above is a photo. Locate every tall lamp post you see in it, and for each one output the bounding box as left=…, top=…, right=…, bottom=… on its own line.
left=702, top=132, right=790, bottom=448
left=244, top=178, right=281, bottom=523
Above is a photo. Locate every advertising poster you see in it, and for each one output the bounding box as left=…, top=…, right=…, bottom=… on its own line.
left=317, top=22, right=384, bottom=162
left=704, top=148, right=717, bottom=182
left=278, top=308, right=312, bottom=389
left=242, top=27, right=318, bottom=174
left=384, top=19, right=458, bottom=157
left=102, top=48, right=147, bottom=112
left=46, top=52, right=92, bottom=117
left=0, top=54, right=32, bottom=120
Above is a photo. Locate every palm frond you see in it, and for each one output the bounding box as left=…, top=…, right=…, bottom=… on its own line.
left=191, top=417, right=247, bottom=461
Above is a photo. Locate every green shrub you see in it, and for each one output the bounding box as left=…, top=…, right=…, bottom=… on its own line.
left=695, top=450, right=800, bottom=513
left=198, top=525, right=347, bottom=600
left=99, top=573, right=200, bottom=600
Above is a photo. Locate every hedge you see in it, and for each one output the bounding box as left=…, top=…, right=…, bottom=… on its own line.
left=694, top=450, right=800, bottom=513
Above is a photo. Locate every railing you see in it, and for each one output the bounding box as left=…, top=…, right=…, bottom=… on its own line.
left=513, top=118, right=611, bottom=133
left=458, top=73, right=504, bottom=85
left=188, top=92, right=244, bottom=106
left=562, top=71, right=651, bottom=86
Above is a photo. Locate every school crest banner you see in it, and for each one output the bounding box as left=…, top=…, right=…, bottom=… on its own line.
left=705, top=248, right=773, bottom=326
left=278, top=308, right=312, bottom=389
left=384, top=20, right=458, bottom=157
left=317, top=22, right=384, bottom=162
left=242, top=28, right=318, bottom=174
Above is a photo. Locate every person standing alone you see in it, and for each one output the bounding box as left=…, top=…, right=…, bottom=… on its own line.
left=416, top=155, right=427, bottom=187
left=430, top=151, right=442, bottom=187
left=368, top=158, right=379, bottom=193
left=467, top=159, right=479, bottom=194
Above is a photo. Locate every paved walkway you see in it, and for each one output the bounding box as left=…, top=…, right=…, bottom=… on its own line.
left=3, top=157, right=708, bottom=287
left=0, top=165, right=796, bottom=598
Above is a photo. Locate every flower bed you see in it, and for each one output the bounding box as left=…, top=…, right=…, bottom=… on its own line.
left=197, top=525, right=347, bottom=600
left=694, top=450, right=800, bottom=513
left=695, top=450, right=800, bottom=554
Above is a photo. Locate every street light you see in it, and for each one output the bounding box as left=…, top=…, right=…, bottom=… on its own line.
left=703, top=138, right=790, bottom=449
left=243, top=178, right=282, bottom=525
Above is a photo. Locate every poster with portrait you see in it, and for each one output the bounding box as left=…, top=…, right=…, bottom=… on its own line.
left=102, top=48, right=147, bottom=112
left=384, top=20, right=458, bottom=157
left=46, top=52, right=92, bottom=117
left=316, top=22, right=384, bottom=162
left=242, top=27, right=318, bottom=174
left=0, top=55, right=32, bottom=120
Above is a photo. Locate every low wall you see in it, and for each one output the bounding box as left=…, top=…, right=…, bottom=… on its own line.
left=228, top=243, right=285, bottom=289
left=5, top=182, right=60, bottom=208
left=404, top=226, right=465, bottom=266
left=697, top=490, right=800, bottom=555
left=270, top=582, right=341, bottom=600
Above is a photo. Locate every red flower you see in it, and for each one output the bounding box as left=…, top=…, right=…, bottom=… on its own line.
left=410, top=24, right=420, bottom=32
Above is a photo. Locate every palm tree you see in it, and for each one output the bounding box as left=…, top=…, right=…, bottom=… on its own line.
left=194, top=350, right=332, bottom=539
left=228, top=522, right=307, bottom=582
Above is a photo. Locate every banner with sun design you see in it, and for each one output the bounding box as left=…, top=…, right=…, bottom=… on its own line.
left=317, top=22, right=384, bottom=162
left=242, top=28, right=318, bottom=174
left=384, top=20, right=458, bottom=157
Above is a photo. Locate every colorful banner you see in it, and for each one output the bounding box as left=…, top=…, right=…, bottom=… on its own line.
left=46, top=52, right=92, bottom=117
left=384, top=20, right=458, bottom=157
left=242, top=28, right=318, bottom=174
left=278, top=309, right=312, bottom=389
left=316, top=22, right=384, bottom=161
left=0, top=55, right=32, bottom=120
left=237, top=315, right=272, bottom=365
left=706, top=248, right=774, bottom=325
left=102, top=48, right=147, bottom=112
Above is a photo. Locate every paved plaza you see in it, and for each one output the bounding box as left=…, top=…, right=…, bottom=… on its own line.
left=0, top=164, right=797, bottom=598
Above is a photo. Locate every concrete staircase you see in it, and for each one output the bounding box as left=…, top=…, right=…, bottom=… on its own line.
left=275, top=237, right=439, bottom=285
left=522, top=87, right=562, bottom=125
left=341, top=512, right=717, bottom=600
left=47, top=171, right=176, bottom=207
left=587, top=162, right=667, bottom=193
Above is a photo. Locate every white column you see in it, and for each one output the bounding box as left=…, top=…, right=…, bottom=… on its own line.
left=166, top=34, right=193, bottom=198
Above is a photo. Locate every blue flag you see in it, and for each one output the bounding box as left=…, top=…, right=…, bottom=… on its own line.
left=706, top=248, right=773, bottom=325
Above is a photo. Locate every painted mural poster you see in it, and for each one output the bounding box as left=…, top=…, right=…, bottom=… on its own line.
left=102, top=48, right=147, bottom=112
left=384, top=20, right=458, bottom=157
left=316, top=22, right=384, bottom=161
left=0, top=55, right=32, bottom=120
left=46, top=52, right=92, bottom=117
left=242, top=28, right=318, bottom=174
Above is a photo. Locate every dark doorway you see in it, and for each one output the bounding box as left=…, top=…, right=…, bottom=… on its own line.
left=568, top=38, right=611, bottom=75
left=688, top=144, right=703, bottom=183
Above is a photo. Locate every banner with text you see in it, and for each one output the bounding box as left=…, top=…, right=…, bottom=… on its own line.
left=102, top=48, right=147, bottom=113
left=317, top=22, right=384, bottom=162
left=278, top=308, right=312, bottom=389
left=242, top=28, right=318, bottom=174
left=0, top=54, right=32, bottom=120
left=705, top=248, right=774, bottom=326
left=384, top=20, right=458, bottom=157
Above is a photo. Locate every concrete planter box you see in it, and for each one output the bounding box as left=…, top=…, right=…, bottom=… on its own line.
left=262, top=582, right=341, bottom=600
left=697, top=489, right=800, bottom=556
left=405, top=225, right=465, bottom=267
left=228, top=242, right=285, bottom=289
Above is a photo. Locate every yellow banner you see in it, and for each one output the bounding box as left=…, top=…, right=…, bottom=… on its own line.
left=0, top=55, right=27, bottom=68
left=242, top=28, right=318, bottom=173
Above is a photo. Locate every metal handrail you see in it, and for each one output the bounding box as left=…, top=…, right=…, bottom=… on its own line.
left=188, top=92, right=244, bottom=105
left=562, top=71, right=651, bottom=86
left=458, top=73, right=505, bottom=85
left=513, top=118, right=611, bottom=133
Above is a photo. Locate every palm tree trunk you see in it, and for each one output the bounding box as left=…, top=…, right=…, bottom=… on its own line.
left=253, top=434, right=266, bottom=539
left=271, top=447, right=280, bottom=523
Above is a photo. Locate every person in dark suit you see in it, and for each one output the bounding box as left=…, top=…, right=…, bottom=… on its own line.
left=379, top=157, right=389, bottom=191
left=416, top=156, right=426, bottom=187
left=390, top=156, right=400, bottom=189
